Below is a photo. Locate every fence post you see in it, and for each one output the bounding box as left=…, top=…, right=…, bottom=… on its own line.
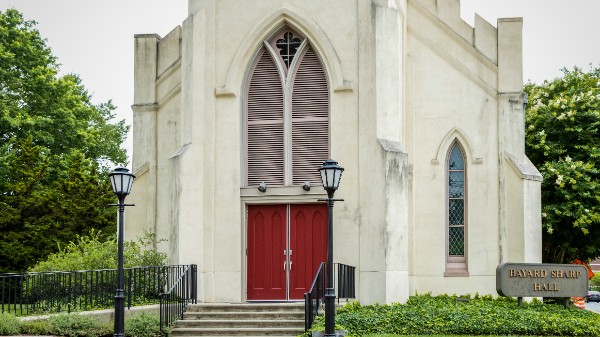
left=192, top=265, right=197, bottom=303
left=304, top=292, right=311, bottom=332
left=159, top=293, right=164, bottom=333
left=127, top=268, right=132, bottom=309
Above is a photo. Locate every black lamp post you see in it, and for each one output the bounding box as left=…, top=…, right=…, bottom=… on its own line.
left=318, top=159, right=344, bottom=337
left=108, top=167, right=135, bottom=337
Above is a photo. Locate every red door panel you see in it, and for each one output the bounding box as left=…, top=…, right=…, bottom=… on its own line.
left=289, top=204, right=328, bottom=300
left=247, top=205, right=287, bottom=300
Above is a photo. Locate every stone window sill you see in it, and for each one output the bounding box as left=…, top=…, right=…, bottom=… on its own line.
left=444, top=270, right=470, bottom=277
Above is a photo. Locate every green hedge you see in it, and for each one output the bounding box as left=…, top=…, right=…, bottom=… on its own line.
left=306, top=294, right=600, bottom=336
left=0, top=312, right=161, bottom=337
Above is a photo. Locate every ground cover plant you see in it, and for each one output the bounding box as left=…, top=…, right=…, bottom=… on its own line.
left=0, top=313, right=21, bottom=335
left=364, top=335, right=574, bottom=337
left=305, top=294, right=600, bottom=336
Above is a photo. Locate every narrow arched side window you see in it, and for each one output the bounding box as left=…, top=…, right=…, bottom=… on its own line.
left=445, top=141, right=469, bottom=276
left=245, top=28, right=329, bottom=187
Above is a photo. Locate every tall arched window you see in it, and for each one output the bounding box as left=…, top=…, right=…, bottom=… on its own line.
left=445, top=141, right=468, bottom=276
left=245, top=28, right=329, bottom=187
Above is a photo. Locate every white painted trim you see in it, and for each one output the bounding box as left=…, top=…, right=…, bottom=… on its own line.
left=432, top=127, right=482, bottom=165
left=505, top=153, right=543, bottom=182
left=133, top=162, right=150, bottom=177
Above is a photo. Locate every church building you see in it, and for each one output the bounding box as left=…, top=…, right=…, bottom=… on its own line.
left=127, top=0, right=542, bottom=304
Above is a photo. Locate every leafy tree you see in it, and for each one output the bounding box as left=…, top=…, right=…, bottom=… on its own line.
left=0, top=9, right=128, bottom=272
left=0, top=9, right=126, bottom=164
left=525, top=66, right=600, bottom=263
left=591, top=272, right=600, bottom=287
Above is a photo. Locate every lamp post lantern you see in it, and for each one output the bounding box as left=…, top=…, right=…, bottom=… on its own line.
left=318, top=159, right=344, bottom=337
left=109, top=167, right=135, bottom=337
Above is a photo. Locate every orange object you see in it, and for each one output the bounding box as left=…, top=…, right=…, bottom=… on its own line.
left=573, top=260, right=594, bottom=279
left=572, top=296, right=586, bottom=309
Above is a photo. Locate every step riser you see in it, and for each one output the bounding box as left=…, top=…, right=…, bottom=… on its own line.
left=177, top=321, right=304, bottom=328
left=184, top=313, right=304, bottom=320
left=172, top=303, right=306, bottom=337
left=187, top=306, right=304, bottom=313
left=172, top=329, right=303, bottom=336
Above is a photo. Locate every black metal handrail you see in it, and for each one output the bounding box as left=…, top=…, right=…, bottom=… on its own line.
left=159, top=264, right=197, bottom=334
left=304, top=262, right=326, bottom=332
left=335, top=263, right=356, bottom=301
left=0, top=265, right=196, bottom=316
left=304, top=262, right=356, bottom=332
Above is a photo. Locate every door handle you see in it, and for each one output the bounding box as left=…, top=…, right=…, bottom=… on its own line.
left=289, top=261, right=292, bottom=271
left=283, top=261, right=286, bottom=271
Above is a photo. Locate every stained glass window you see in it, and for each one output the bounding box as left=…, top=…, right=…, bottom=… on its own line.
left=448, top=143, right=465, bottom=256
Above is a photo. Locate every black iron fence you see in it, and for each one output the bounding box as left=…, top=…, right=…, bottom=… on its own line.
left=304, top=262, right=356, bottom=332
left=0, top=265, right=197, bottom=318
left=336, top=263, right=356, bottom=302
left=159, top=264, right=197, bottom=333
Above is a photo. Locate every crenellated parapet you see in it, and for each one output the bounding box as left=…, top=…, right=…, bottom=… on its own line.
left=412, top=0, right=519, bottom=72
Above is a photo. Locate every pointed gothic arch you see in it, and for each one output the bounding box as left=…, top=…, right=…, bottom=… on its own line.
left=432, top=127, right=483, bottom=165
left=216, top=5, right=351, bottom=97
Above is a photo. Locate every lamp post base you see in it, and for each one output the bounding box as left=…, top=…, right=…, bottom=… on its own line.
left=114, top=288, right=125, bottom=337
left=324, top=288, right=336, bottom=337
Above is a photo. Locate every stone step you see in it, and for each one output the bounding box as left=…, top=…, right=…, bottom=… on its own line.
left=171, top=327, right=303, bottom=336
left=186, top=303, right=305, bottom=313
left=176, top=319, right=304, bottom=328
left=171, top=302, right=307, bottom=337
left=171, top=330, right=304, bottom=337
left=183, top=311, right=305, bottom=320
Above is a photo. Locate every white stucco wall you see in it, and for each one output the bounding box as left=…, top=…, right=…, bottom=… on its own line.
left=127, top=0, right=541, bottom=304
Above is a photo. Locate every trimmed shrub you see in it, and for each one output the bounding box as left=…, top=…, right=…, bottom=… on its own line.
left=0, top=311, right=163, bottom=336
left=21, top=319, right=54, bottom=335
left=305, top=294, right=600, bottom=336
left=47, top=313, right=111, bottom=337
left=0, top=312, right=21, bottom=335
left=125, top=313, right=162, bottom=337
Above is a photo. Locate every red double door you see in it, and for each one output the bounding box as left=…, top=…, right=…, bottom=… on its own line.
left=247, top=204, right=328, bottom=301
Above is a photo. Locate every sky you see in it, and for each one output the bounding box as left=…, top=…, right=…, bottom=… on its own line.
left=1, top=1, right=599, bottom=165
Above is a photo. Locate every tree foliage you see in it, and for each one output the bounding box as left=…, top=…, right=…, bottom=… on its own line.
left=0, top=9, right=129, bottom=272
left=29, top=230, right=168, bottom=272
left=525, top=66, right=600, bottom=263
